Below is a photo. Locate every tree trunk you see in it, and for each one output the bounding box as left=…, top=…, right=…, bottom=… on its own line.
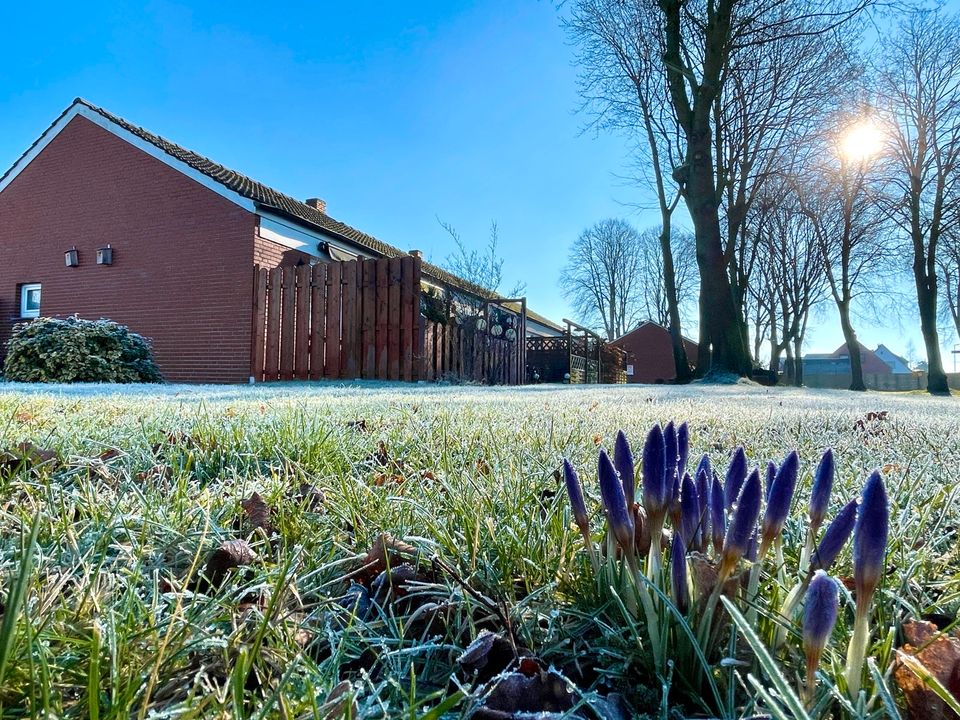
left=659, top=221, right=692, bottom=383
left=915, top=271, right=951, bottom=395
left=784, top=343, right=795, bottom=385
left=793, top=337, right=804, bottom=387
left=687, top=131, right=753, bottom=378
left=837, top=302, right=866, bottom=391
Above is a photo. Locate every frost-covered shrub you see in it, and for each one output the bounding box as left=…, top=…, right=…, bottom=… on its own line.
left=2, top=316, right=163, bottom=383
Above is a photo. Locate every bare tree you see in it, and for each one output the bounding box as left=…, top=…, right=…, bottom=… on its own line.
left=653, top=0, right=868, bottom=377
left=940, top=223, right=960, bottom=342
left=561, top=219, right=644, bottom=340
left=439, top=219, right=526, bottom=317
left=750, top=188, right=829, bottom=385
left=566, top=0, right=692, bottom=380
left=876, top=7, right=960, bottom=395
left=796, top=125, right=890, bottom=391
left=637, top=227, right=698, bottom=327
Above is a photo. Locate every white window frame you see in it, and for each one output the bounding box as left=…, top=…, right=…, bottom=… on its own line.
left=20, top=283, right=41, bottom=318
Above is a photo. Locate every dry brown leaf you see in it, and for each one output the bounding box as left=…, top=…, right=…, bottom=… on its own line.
left=893, top=620, right=960, bottom=720
left=204, top=539, right=258, bottom=590
left=240, top=492, right=273, bottom=534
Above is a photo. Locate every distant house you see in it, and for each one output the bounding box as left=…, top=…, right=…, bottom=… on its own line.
left=873, top=344, right=913, bottom=374
left=0, top=99, right=561, bottom=382
left=609, top=321, right=698, bottom=384
left=802, top=342, right=892, bottom=377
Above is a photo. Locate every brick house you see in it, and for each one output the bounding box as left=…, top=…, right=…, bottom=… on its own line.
left=609, top=321, right=698, bottom=384
left=0, top=99, right=561, bottom=382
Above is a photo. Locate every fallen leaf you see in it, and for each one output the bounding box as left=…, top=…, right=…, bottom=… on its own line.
left=471, top=668, right=574, bottom=719
left=240, top=492, right=273, bottom=534
left=476, top=458, right=492, bottom=476
left=893, top=620, right=960, bottom=720
left=351, top=534, right=418, bottom=585
left=204, top=539, right=257, bottom=590
left=295, top=482, right=325, bottom=510
left=318, top=680, right=358, bottom=719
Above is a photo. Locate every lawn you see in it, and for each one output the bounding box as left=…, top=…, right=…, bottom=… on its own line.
left=0, top=381, right=957, bottom=719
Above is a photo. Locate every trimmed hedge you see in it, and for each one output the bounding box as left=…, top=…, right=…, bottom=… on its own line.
left=3, top=316, right=163, bottom=383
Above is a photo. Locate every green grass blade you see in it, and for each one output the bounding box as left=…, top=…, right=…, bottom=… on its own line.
left=0, top=513, right=41, bottom=688
left=722, top=597, right=811, bottom=720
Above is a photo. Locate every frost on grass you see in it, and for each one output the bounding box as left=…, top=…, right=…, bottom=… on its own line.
left=0, top=383, right=956, bottom=717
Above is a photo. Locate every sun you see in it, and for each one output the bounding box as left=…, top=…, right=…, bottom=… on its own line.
left=840, top=120, right=885, bottom=162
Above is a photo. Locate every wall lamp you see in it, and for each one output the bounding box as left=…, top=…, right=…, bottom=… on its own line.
left=64, top=247, right=79, bottom=267
left=97, top=245, right=114, bottom=265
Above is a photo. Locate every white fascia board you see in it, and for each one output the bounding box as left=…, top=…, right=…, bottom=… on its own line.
left=0, top=103, right=256, bottom=213
left=527, top=319, right=564, bottom=337
left=257, top=210, right=374, bottom=259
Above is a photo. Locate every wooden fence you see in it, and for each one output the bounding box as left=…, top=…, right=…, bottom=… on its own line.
left=251, top=256, right=422, bottom=382
left=422, top=320, right=522, bottom=385
left=250, top=257, right=525, bottom=385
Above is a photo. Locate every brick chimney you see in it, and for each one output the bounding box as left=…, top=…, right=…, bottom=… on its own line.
left=409, top=249, right=423, bottom=258
left=305, top=198, right=327, bottom=213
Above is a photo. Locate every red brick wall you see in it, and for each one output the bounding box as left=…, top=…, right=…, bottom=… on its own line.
left=254, top=233, right=314, bottom=268
left=0, top=115, right=257, bottom=383
left=610, top=323, right=699, bottom=384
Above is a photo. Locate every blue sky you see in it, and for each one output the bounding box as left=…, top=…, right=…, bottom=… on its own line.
left=2, top=0, right=956, bottom=366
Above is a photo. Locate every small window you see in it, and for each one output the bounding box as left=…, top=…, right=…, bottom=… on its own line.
left=20, top=283, right=41, bottom=318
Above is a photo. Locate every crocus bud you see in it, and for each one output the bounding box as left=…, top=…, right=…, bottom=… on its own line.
left=614, top=430, right=636, bottom=508
left=669, top=471, right=682, bottom=530
left=809, top=449, right=835, bottom=532
left=562, top=459, right=589, bottom=533
left=695, top=464, right=711, bottom=550
left=677, top=422, right=689, bottom=479
left=853, top=470, right=889, bottom=610
left=724, top=447, right=748, bottom=510
left=719, top=468, right=762, bottom=579
left=679, top=472, right=700, bottom=548
left=760, top=451, right=799, bottom=550
left=598, top=449, right=634, bottom=554
left=765, top=461, right=777, bottom=503
left=642, top=424, right=668, bottom=520
left=663, top=421, right=679, bottom=491
left=671, top=533, right=689, bottom=614
left=710, top=473, right=725, bottom=555
left=810, top=498, right=858, bottom=572
left=803, top=570, right=839, bottom=689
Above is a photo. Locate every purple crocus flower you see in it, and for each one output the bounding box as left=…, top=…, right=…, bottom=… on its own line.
left=677, top=422, right=689, bottom=479
left=760, top=450, right=799, bottom=550
left=710, top=473, right=725, bottom=554
left=562, top=459, right=589, bottom=534
left=745, top=529, right=758, bottom=562
left=724, top=447, right=748, bottom=510
left=720, top=468, right=762, bottom=579
left=679, top=472, right=700, bottom=547
left=663, top=421, right=679, bottom=490
left=668, top=471, right=682, bottom=530
left=853, top=470, right=889, bottom=609
left=809, top=449, right=835, bottom=532
left=614, top=430, right=636, bottom=509
left=803, top=570, right=839, bottom=681
left=598, top=449, right=635, bottom=553
left=695, top=463, right=711, bottom=550
left=670, top=532, right=689, bottom=613
left=765, top=461, right=777, bottom=503
left=642, top=424, right=668, bottom=519
left=810, top=498, right=858, bottom=572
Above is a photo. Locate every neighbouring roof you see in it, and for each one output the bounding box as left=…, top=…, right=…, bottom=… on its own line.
left=2, top=98, right=564, bottom=334
left=610, top=320, right=699, bottom=347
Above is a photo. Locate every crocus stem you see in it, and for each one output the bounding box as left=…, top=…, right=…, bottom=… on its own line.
left=628, top=557, right=664, bottom=674
left=745, top=541, right=771, bottom=627
left=647, top=517, right=664, bottom=581
left=802, top=653, right=819, bottom=709
left=579, top=527, right=599, bottom=574
left=844, top=609, right=870, bottom=699
left=774, top=576, right=810, bottom=650
left=799, top=527, right=815, bottom=576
